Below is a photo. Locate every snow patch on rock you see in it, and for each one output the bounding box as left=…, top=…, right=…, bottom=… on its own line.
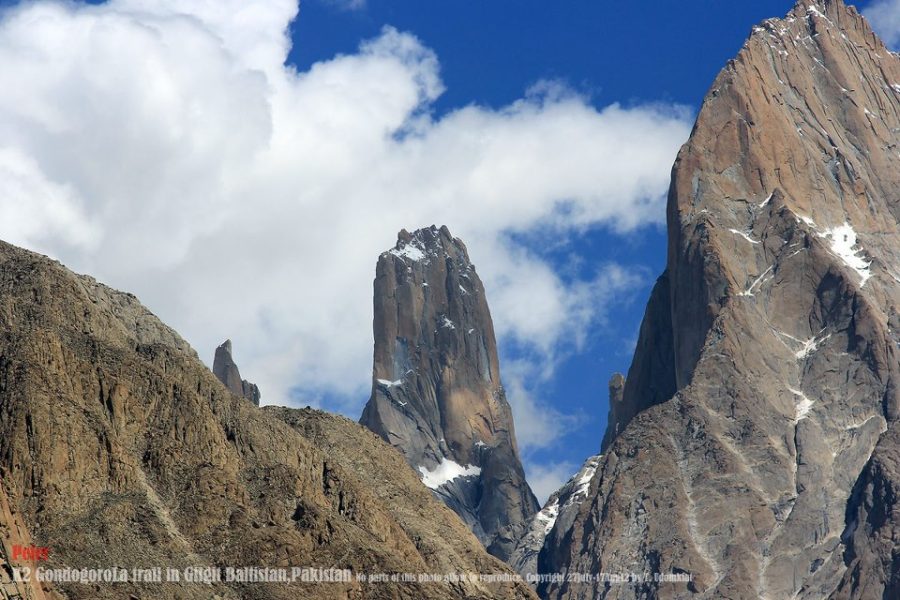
left=389, top=243, right=426, bottom=262
left=789, top=388, right=815, bottom=421
left=729, top=228, right=761, bottom=244
left=418, top=458, right=481, bottom=490
left=535, top=499, right=560, bottom=535
left=818, top=223, right=871, bottom=286
left=795, top=332, right=830, bottom=359
left=570, top=460, right=599, bottom=501
left=739, top=265, right=774, bottom=297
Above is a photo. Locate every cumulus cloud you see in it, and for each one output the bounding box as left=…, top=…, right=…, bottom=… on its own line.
left=526, top=461, right=578, bottom=505
left=503, top=363, right=583, bottom=453
left=865, top=0, right=900, bottom=48
left=0, top=1, right=691, bottom=460
left=0, top=147, right=98, bottom=252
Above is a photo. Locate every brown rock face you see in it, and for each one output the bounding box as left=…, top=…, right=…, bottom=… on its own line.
left=542, top=1, right=900, bottom=599
left=359, top=226, right=539, bottom=561
left=607, top=373, right=625, bottom=407
left=0, top=240, right=535, bottom=600
left=213, top=339, right=261, bottom=406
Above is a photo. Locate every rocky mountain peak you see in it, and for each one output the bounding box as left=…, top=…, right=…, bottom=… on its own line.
left=360, top=226, right=538, bottom=561
left=396, top=225, right=469, bottom=253
left=213, top=339, right=261, bottom=406
left=663, top=0, right=900, bottom=391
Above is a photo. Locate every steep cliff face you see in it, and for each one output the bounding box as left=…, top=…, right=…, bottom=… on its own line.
left=0, top=240, right=536, bottom=600
left=359, top=226, right=539, bottom=561
left=213, top=339, right=261, bottom=406
left=543, top=1, right=900, bottom=598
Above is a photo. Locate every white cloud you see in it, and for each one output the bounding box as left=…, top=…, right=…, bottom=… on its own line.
left=0, top=147, right=98, bottom=252
left=0, top=1, right=691, bottom=455
left=864, top=0, right=900, bottom=48
left=526, top=461, right=578, bottom=506
left=504, top=361, right=583, bottom=452
left=114, top=0, right=299, bottom=74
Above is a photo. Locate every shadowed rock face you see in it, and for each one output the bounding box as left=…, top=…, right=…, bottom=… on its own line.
left=213, top=339, right=261, bottom=406
left=542, top=1, right=900, bottom=599
left=359, top=225, right=539, bottom=561
left=0, top=240, right=536, bottom=600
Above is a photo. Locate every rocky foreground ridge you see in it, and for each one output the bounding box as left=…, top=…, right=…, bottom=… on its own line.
left=359, top=226, right=539, bottom=561
left=0, top=240, right=536, bottom=600
left=537, top=1, right=900, bottom=599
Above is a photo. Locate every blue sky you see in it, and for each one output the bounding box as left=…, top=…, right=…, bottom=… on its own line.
left=292, top=1, right=796, bottom=111
left=0, top=0, right=894, bottom=502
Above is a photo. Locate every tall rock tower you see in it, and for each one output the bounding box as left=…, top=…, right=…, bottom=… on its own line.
left=213, top=339, right=261, bottom=406
left=360, top=225, right=539, bottom=560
